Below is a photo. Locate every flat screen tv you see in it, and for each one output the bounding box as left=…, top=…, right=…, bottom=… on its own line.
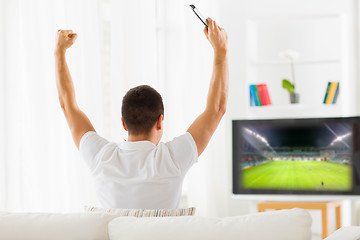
left=233, top=117, right=360, bottom=196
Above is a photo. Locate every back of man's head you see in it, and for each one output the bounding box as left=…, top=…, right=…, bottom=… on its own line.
left=121, top=85, right=164, bottom=136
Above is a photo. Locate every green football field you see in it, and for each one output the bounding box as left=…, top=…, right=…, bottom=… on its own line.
left=242, top=161, right=351, bottom=191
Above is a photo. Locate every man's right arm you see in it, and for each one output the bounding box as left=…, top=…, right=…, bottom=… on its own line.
left=187, top=18, right=229, bottom=157
left=55, top=30, right=96, bottom=150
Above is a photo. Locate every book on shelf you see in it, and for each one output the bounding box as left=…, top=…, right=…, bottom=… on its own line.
left=323, top=82, right=339, bottom=104
left=257, top=84, right=272, bottom=106
left=332, top=83, right=340, bottom=104
left=253, top=85, right=262, bottom=106
left=249, top=85, right=256, bottom=106
left=249, top=84, right=271, bottom=107
left=323, top=82, right=331, bottom=104
left=249, top=85, right=261, bottom=106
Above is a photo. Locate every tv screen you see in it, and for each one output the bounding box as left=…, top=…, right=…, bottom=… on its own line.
left=232, top=117, right=360, bottom=196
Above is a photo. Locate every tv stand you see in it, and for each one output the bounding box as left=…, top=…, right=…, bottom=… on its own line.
left=258, top=201, right=341, bottom=239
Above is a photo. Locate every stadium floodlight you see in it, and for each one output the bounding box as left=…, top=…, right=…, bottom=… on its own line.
left=330, top=132, right=351, bottom=146
left=244, top=127, right=276, bottom=153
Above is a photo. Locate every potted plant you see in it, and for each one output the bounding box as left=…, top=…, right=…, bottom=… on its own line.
left=279, top=49, right=299, bottom=104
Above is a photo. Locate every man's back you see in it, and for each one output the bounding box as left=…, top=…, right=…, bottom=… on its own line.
left=55, top=18, right=228, bottom=209
left=80, top=131, right=198, bottom=209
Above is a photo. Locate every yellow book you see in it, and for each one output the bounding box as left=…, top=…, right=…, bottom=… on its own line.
left=326, top=82, right=339, bottom=104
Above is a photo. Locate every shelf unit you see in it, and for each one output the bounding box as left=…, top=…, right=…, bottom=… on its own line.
left=246, top=104, right=345, bottom=119
left=250, top=59, right=341, bottom=66
left=244, top=13, right=354, bottom=119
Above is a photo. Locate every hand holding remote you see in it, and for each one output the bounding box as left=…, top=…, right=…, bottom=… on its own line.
left=203, top=18, right=228, bottom=58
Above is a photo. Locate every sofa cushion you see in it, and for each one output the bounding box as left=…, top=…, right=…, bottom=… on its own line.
left=108, top=208, right=312, bottom=240
left=0, top=212, right=117, bottom=240
left=85, top=205, right=196, bottom=217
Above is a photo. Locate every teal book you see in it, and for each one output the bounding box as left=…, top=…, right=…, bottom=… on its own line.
left=323, top=82, right=331, bottom=104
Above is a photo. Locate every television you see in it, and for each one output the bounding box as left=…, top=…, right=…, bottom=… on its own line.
left=232, top=117, right=360, bottom=196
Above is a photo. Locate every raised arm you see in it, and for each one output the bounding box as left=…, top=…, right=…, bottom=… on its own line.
left=187, top=18, right=229, bottom=156
left=55, top=30, right=95, bottom=149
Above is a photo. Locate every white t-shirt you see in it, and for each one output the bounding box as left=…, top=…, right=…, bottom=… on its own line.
left=79, top=131, right=198, bottom=209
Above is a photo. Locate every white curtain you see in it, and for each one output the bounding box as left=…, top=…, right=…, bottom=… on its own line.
left=0, top=0, right=106, bottom=212
left=0, top=0, right=229, bottom=216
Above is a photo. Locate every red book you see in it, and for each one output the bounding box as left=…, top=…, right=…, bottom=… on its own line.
left=257, top=84, right=271, bottom=106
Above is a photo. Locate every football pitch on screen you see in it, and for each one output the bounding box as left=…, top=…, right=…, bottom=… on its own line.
left=242, top=160, right=351, bottom=191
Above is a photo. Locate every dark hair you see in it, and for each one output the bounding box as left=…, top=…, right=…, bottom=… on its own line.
left=121, top=85, right=164, bottom=135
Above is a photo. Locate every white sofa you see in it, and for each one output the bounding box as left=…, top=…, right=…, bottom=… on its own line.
left=324, top=226, right=360, bottom=240
left=0, top=208, right=357, bottom=240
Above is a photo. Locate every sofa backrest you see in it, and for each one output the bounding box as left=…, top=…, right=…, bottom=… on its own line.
left=0, top=208, right=312, bottom=240
left=0, top=212, right=117, bottom=240
left=108, top=208, right=312, bottom=240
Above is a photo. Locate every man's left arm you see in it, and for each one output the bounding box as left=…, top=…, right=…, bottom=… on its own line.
left=55, top=30, right=95, bottom=149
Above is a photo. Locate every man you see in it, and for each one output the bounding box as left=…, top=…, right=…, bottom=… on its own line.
left=55, top=18, right=228, bottom=209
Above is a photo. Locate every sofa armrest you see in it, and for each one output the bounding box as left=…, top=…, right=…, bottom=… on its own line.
left=324, top=227, right=360, bottom=240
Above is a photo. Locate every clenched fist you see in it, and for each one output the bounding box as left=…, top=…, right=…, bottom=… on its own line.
left=55, top=30, right=78, bottom=55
